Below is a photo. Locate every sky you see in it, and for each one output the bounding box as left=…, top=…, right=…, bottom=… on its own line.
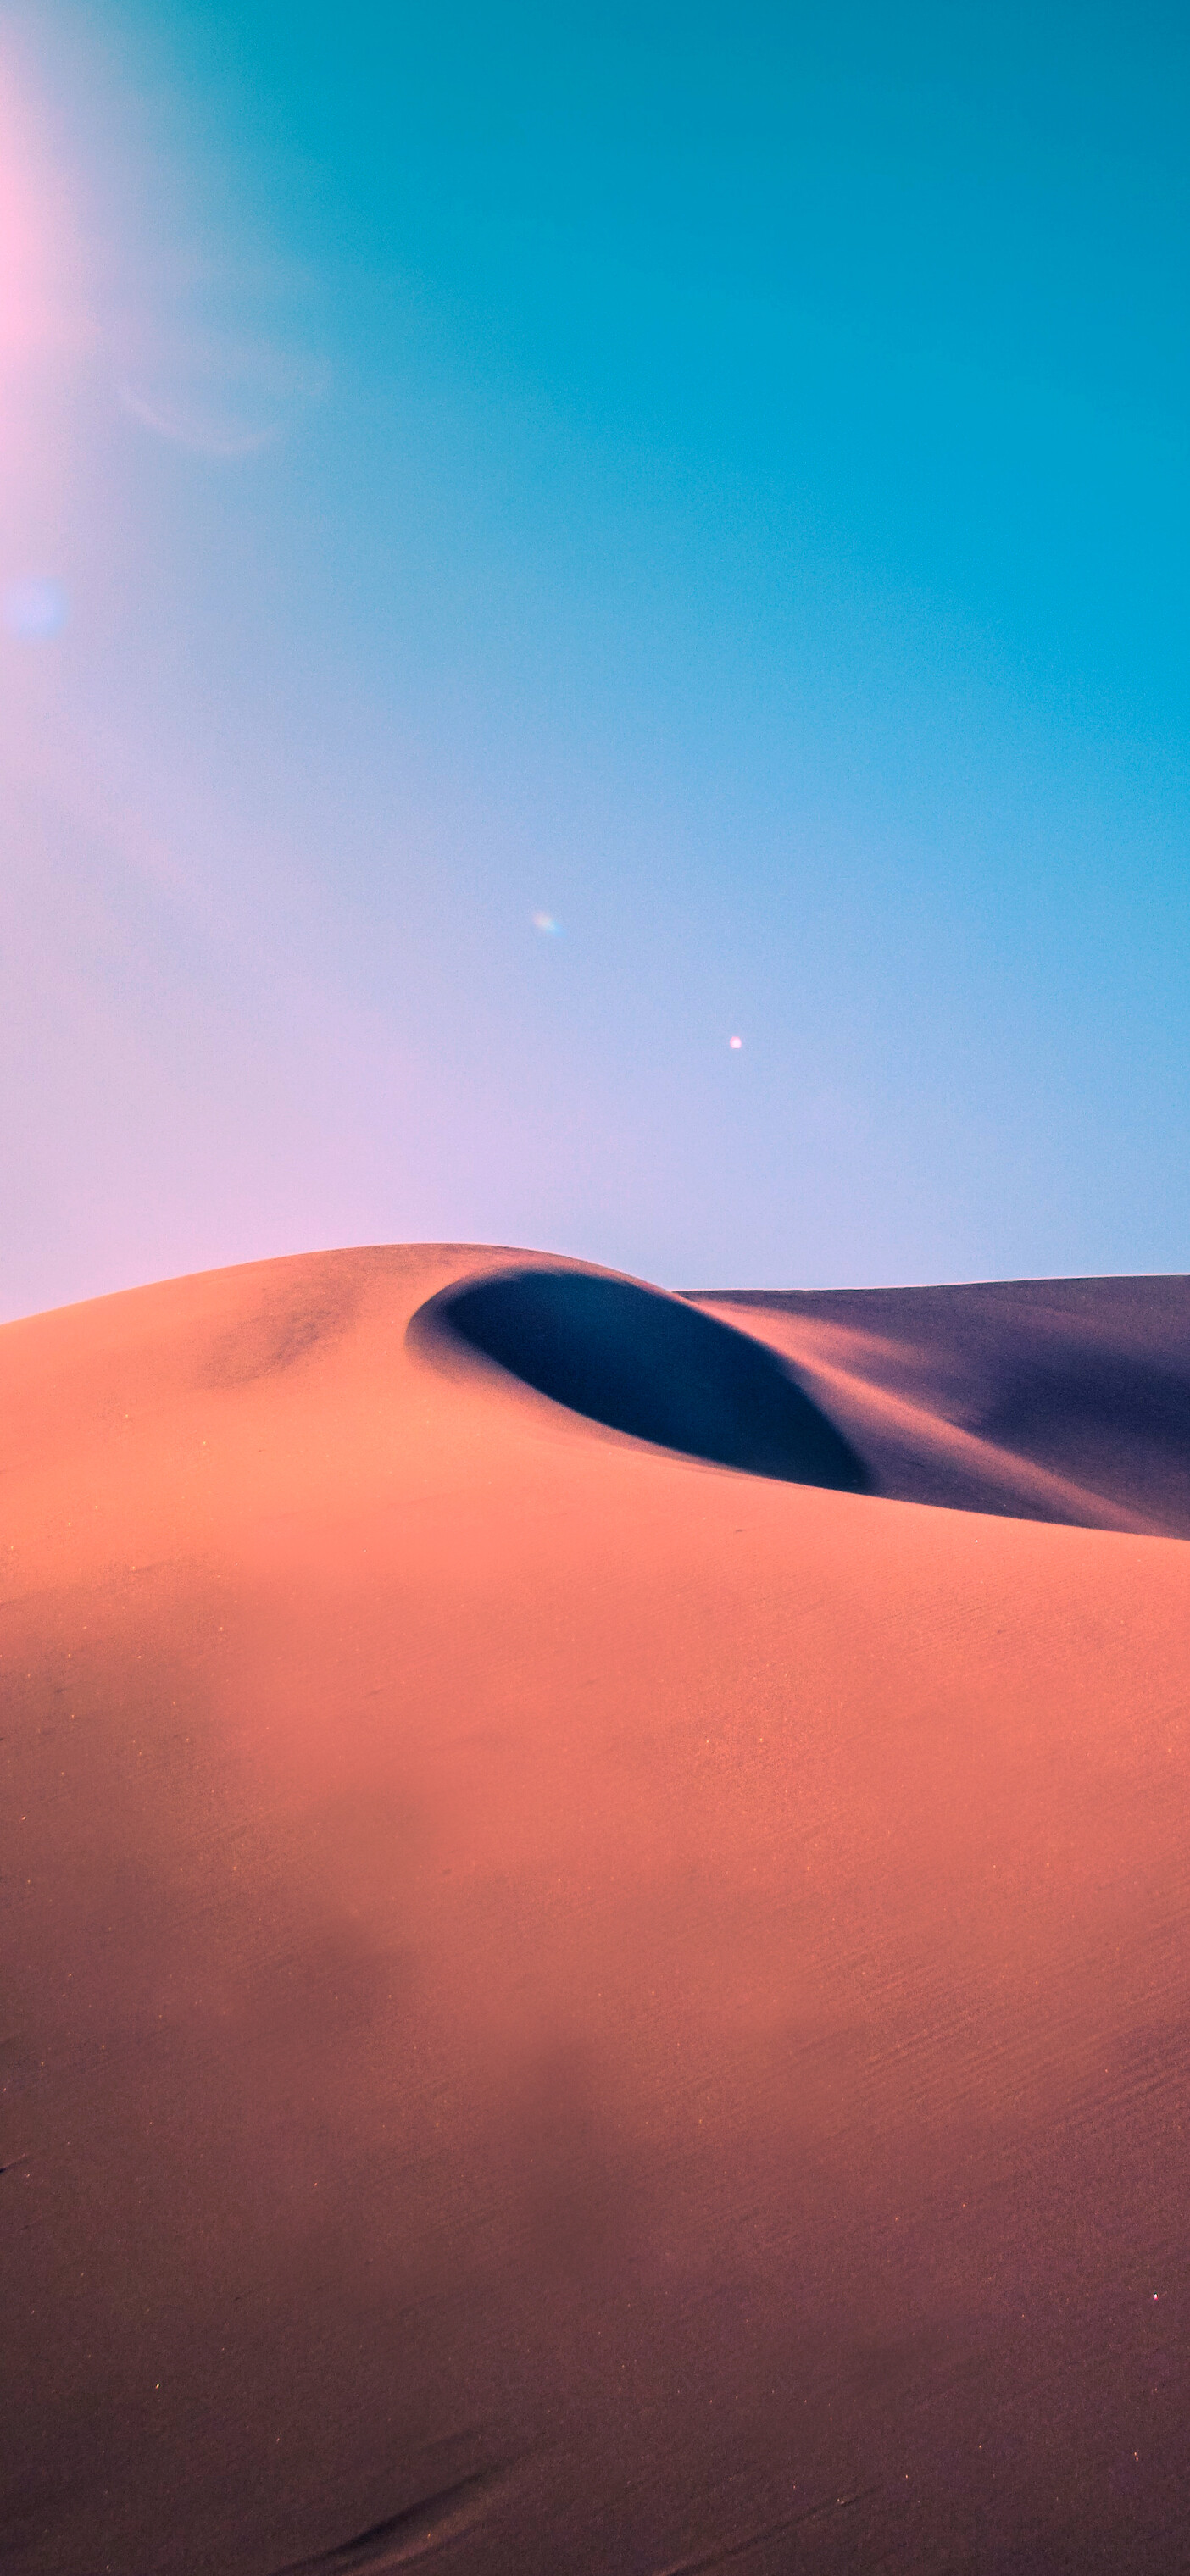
left=2, top=0, right=1188, bottom=1315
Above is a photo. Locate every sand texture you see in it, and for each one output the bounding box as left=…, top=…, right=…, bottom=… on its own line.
left=3, top=1245, right=1189, bottom=2574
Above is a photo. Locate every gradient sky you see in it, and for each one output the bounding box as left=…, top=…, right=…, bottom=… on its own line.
left=3, top=1, right=1188, bottom=1316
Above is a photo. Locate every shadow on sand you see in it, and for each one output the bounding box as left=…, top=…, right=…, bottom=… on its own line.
left=411, top=1267, right=873, bottom=1493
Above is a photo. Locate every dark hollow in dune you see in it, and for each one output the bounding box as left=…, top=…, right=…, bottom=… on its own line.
left=416, top=1268, right=874, bottom=1492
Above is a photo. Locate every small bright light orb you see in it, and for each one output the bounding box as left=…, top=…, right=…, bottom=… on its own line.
left=729, top=1035, right=742, bottom=1049
left=531, top=912, right=562, bottom=935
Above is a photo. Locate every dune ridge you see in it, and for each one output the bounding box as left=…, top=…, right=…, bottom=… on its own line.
left=693, top=1274, right=1190, bottom=1533
left=412, top=1265, right=872, bottom=1491
left=3, top=1243, right=1189, bottom=2576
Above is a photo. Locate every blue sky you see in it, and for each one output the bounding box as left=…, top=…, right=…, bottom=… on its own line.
left=2, top=1, right=1187, bottom=1313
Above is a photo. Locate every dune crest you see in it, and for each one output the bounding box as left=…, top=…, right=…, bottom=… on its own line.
left=411, top=1264, right=871, bottom=1491
left=697, top=1274, right=1190, bottom=1533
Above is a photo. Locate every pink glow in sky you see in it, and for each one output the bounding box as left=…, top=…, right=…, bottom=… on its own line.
left=0, top=75, right=51, bottom=364
left=0, top=47, right=91, bottom=382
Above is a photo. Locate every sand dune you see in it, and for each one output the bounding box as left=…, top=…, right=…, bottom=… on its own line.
left=697, top=1274, right=1190, bottom=1534
left=414, top=1268, right=872, bottom=1491
left=3, top=1245, right=1189, bottom=2574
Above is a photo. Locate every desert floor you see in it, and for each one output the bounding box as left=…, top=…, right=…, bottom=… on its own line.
left=3, top=1245, right=1189, bottom=2573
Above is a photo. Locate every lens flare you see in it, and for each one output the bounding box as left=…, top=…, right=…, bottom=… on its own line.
left=3, top=577, right=67, bottom=638
left=531, top=912, right=562, bottom=935
left=118, top=382, right=279, bottom=460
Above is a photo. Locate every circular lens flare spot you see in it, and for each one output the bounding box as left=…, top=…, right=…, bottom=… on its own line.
left=4, top=576, right=66, bottom=638
left=729, top=1035, right=742, bottom=1049
left=531, top=912, right=562, bottom=935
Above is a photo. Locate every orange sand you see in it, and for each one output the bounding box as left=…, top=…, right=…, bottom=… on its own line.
left=3, top=1245, right=1188, bottom=2574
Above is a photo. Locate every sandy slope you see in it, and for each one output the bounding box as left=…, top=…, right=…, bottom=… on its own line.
left=3, top=1244, right=1188, bottom=2576
left=695, top=1275, right=1190, bottom=1535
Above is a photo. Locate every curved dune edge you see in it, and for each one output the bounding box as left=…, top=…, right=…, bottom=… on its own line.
left=409, top=1263, right=873, bottom=1492
left=405, top=1250, right=1190, bottom=1532
left=693, top=1274, right=1190, bottom=1535
left=704, top=1319, right=1156, bottom=1532
left=3, top=1242, right=1190, bottom=2576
